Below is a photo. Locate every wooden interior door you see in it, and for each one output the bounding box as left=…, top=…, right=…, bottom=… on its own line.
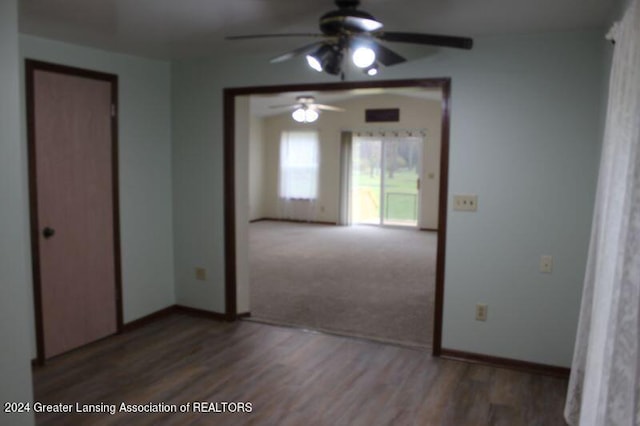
left=27, top=61, right=122, bottom=360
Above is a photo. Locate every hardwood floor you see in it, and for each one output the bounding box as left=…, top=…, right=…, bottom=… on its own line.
left=33, top=313, right=568, bottom=425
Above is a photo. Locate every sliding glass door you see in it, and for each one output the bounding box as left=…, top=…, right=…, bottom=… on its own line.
left=352, top=136, right=421, bottom=227
left=352, top=139, right=382, bottom=224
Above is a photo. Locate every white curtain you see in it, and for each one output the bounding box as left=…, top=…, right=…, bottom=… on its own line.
left=277, top=130, right=319, bottom=221
left=338, top=131, right=352, bottom=226
left=565, top=1, right=640, bottom=425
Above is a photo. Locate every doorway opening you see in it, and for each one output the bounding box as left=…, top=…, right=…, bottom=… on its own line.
left=224, top=78, right=451, bottom=355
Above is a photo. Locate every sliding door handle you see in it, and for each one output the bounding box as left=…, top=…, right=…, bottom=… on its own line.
left=43, top=227, right=55, bottom=239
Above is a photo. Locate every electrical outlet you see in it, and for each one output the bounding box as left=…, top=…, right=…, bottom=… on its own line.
left=195, top=267, right=207, bottom=281
left=453, top=194, right=478, bottom=212
left=476, top=303, right=488, bottom=321
left=540, top=255, right=553, bottom=273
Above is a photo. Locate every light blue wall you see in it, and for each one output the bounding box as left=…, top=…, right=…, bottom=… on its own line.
left=0, top=1, right=35, bottom=425
left=441, top=33, right=605, bottom=365
left=20, top=35, right=176, bottom=355
left=172, top=30, right=606, bottom=366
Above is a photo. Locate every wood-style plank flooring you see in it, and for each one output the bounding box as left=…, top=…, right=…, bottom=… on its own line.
left=33, top=313, right=568, bottom=425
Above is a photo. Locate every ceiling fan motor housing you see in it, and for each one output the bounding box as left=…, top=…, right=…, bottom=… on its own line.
left=320, top=1, right=380, bottom=35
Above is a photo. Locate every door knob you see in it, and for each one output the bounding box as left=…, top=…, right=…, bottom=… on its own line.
left=43, top=227, right=55, bottom=239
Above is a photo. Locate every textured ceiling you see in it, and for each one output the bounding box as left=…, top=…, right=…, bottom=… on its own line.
left=19, top=0, right=614, bottom=60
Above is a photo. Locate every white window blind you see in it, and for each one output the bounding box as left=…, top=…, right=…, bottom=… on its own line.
left=279, top=130, right=319, bottom=200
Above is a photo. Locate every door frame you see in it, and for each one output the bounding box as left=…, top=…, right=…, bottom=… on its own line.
left=25, top=60, right=123, bottom=364
left=223, top=78, right=451, bottom=356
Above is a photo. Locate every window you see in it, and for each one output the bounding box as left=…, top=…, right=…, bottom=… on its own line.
left=279, top=130, right=319, bottom=199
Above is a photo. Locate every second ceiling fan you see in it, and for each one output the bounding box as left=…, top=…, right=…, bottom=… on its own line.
left=270, top=96, right=345, bottom=123
left=227, top=0, right=473, bottom=78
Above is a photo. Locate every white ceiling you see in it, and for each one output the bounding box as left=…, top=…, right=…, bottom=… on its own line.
left=19, top=0, right=614, bottom=60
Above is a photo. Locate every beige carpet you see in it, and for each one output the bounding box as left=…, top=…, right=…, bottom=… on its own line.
left=248, top=221, right=437, bottom=348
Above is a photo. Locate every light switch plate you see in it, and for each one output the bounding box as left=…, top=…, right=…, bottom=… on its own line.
left=453, top=194, right=478, bottom=212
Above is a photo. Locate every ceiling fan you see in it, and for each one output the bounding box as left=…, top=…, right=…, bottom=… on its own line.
left=226, top=0, right=473, bottom=78
left=270, top=96, right=345, bottom=123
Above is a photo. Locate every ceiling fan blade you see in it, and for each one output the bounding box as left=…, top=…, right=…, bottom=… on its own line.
left=369, top=40, right=406, bottom=66
left=270, top=41, right=326, bottom=64
left=226, top=33, right=325, bottom=40
left=377, top=31, right=473, bottom=50
left=315, top=104, right=345, bottom=112
left=268, top=104, right=298, bottom=110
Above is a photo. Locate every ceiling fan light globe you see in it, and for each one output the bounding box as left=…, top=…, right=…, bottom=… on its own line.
left=292, top=108, right=307, bottom=122
left=352, top=47, right=376, bottom=68
left=367, top=67, right=378, bottom=76
left=305, top=109, right=319, bottom=123
left=306, top=55, right=323, bottom=72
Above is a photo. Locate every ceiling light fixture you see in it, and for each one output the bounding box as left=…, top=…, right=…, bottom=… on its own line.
left=306, top=43, right=378, bottom=77
left=352, top=46, right=376, bottom=68
left=292, top=107, right=319, bottom=123
left=306, top=55, right=323, bottom=72
left=227, top=0, right=475, bottom=80
left=306, top=45, right=331, bottom=72
left=366, top=65, right=378, bottom=76
left=306, top=44, right=343, bottom=75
